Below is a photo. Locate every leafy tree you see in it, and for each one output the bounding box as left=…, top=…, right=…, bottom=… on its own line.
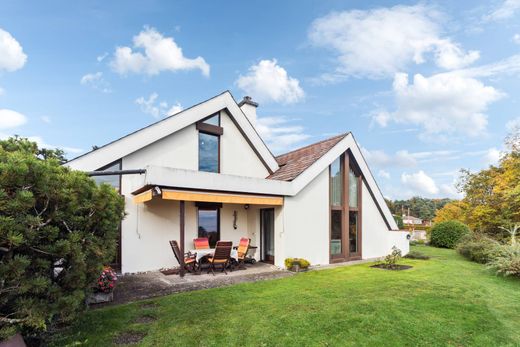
left=0, top=137, right=125, bottom=340
left=434, top=128, right=520, bottom=241
left=393, top=215, right=404, bottom=229
left=387, top=197, right=454, bottom=221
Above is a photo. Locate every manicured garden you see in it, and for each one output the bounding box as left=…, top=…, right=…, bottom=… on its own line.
left=51, top=246, right=520, bottom=346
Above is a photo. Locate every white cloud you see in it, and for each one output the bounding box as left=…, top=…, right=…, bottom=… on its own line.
left=0, top=28, right=27, bottom=72
left=135, top=92, right=182, bottom=118
left=236, top=59, right=304, bottom=104
left=362, top=148, right=417, bottom=167
left=401, top=170, right=439, bottom=195
left=97, top=52, right=108, bottom=62
left=246, top=111, right=310, bottom=153
left=40, top=116, right=51, bottom=124
left=378, top=169, right=391, bottom=179
left=373, top=72, right=503, bottom=138
left=25, top=135, right=83, bottom=154
left=483, top=0, right=520, bottom=21
left=80, top=72, right=112, bottom=93
left=167, top=102, right=183, bottom=115
left=513, top=34, right=520, bottom=44
left=506, top=117, right=520, bottom=131
left=308, top=5, right=479, bottom=79
left=483, top=147, right=501, bottom=166
left=0, top=87, right=4, bottom=96
left=0, top=109, right=27, bottom=129
left=111, top=27, right=210, bottom=77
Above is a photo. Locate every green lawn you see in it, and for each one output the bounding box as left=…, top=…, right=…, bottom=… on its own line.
left=52, top=246, right=520, bottom=346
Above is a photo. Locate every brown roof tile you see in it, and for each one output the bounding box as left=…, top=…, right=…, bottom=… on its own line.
left=267, top=133, right=349, bottom=181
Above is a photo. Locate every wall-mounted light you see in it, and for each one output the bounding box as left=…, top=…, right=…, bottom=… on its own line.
left=233, top=210, right=238, bottom=229
left=244, top=204, right=250, bottom=210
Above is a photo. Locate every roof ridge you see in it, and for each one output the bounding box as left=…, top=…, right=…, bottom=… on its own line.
left=276, top=132, right=350, bottom=159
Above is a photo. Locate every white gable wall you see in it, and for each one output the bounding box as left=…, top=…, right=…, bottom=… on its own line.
left=220, top=111, right=269, bottom=178
left=279, top=168, right=330, bottom=267
left=361, top=182, right=409, bottom=259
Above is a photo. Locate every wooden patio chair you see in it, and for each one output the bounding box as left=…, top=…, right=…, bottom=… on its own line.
left=207, top=241, right=232, bottom=275
left=169, top=240, right=197, bottom=274
left=193, top=237, right=210, bottom=250
left=236, top=237, right=251, bottom=270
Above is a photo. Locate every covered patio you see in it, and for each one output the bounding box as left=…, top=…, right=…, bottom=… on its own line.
left=132, top=185, right=283, bottom=277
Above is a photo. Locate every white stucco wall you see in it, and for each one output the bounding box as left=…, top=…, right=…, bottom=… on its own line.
left=279, top=168, right=330, bottom=267
left=361, top=182, right=409, bottom=259
left=220, top=112, right=269, bottom=178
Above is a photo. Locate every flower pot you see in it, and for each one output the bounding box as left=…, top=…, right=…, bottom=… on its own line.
left=87, top=291, right=114, bottom=304
left=0, top=333, right=26, bottom=347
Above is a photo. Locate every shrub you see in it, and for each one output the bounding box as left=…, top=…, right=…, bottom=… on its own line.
left=404, top=251, right=430, bottom=260
left=487, top=245, right=520, bottom=278
left=383, top=246, right=402, bottom=269
left=393, top=215, right=404, bottom=229
left=430, top=220, right=470, bottom=249
left=457, top=233, right=501, bottom=264
left=284, top=258, right=310, bottom=270
left=0, top=137, right=125, bottom=340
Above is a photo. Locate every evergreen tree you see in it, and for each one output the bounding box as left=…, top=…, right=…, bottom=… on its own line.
left=0, top=137, right=125, bottom=340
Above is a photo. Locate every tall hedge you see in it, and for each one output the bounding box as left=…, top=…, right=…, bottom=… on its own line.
left=430, top=220, right=470, bottom=249
left=0, top=137, right=125, bottom=340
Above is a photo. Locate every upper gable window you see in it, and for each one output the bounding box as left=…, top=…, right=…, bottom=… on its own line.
left=93, top=160, right=121, bottom=192
left=202, top=113, right=220, bottom=126
left=196, top=112, right=223, bottom=173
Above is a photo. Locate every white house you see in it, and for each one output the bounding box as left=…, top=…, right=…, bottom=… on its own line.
left=403, top=215, right=423, bottom=225
left=66, top=91, right=408, bottom=274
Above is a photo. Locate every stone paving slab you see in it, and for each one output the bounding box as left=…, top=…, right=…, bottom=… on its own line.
left=93, top=263, right=292, bottom=308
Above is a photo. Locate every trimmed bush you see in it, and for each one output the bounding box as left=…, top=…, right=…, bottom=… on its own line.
left=457, top=233, right=501, bottom=264
left=487, top=245, right=520, bottom=278
left=404, top=250, right=430, bottom=260
left=430, top=220, right=470, bottom=249
left=284, top=258, right=310, bottom=270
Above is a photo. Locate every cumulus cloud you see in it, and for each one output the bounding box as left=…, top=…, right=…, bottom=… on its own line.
left=0, top=109, right=27, bottom=129
left=401, top=170, right=439, bottom=195
left=308, top=5, right=479, bottom=80
left=245, top=111, right=310, bottom=153
left=236, top=59, right=304, bottom=104
left=483, top=147, right=501, bottom=166
left=80, top=72, right=112, bottom=93
left=362, top=148, right=417, bottom=167
left=378, top=170, right=391, bottom=179
left=135, top=92, right=183, bottom=118
left=24, top=135, right=83, bottom=155
left=483, top=0, right=520, bottom=21
left=514, top=34, right=520, bottom=44
left=373, top=72, right=503, bottom=138
left=0, top=28, right=27, bottom=72
left=111, top=27, right=209, bottom=77
left=506, top=117, right=520, bottom=131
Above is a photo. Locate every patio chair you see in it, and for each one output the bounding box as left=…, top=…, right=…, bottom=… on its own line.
left=193, top=237, right=210, bottom=250
left=169, top=240, right=197, bottom=274
left=236, top=237, right=251, bottom=270
left=206, top=241, right=232, bottom=275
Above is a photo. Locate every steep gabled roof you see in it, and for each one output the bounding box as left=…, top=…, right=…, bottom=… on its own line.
left=65, top=91, right=279, bottom=173
left=268, top=133, right=349, bottom=181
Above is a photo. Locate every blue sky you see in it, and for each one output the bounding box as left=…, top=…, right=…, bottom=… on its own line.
left=1, top=0, right=520, bottom=200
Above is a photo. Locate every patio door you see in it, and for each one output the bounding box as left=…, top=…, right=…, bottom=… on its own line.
left=260, top=208, right=275, bottom=264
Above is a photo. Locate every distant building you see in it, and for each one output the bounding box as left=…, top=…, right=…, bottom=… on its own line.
left=403, top=215, right=423, bottom=225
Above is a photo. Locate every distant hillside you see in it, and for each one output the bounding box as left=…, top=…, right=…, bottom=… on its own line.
left=385, top=197, right=455, bottom=221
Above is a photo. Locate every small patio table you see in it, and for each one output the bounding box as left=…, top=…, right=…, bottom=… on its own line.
left=189, top=248, right=238, bottom=262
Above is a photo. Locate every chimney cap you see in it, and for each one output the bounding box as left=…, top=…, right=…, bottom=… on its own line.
left=238, top=96, right=259, bottom=108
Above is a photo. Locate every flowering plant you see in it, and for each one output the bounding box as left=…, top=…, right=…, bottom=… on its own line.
left=95, top=266, right=117, bottom=293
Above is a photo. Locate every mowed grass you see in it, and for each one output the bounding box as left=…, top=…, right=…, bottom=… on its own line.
left=52, top=246, right=520, bottom=346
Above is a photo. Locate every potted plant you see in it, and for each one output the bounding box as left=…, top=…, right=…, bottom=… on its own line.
left=285, top=258, right=310, bottom=272
left=88, top=266, right=118, bottom=304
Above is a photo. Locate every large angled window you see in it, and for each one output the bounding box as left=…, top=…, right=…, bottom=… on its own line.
left=197, top=113, right=222, bottom=173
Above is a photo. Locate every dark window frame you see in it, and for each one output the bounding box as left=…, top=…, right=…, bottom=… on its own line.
left=329, top=151, right=362, bottom=263
left=197, top=112, right=223, bottom=173
left=197, top=205, right=221, bottom=248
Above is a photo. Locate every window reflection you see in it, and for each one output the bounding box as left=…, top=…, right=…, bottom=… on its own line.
left=199, top=132, right=219, bottom=172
